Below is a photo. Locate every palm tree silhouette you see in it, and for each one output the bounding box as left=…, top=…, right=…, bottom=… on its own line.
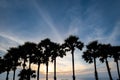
left=23, top=42, right=37, bottom=69
left=111, top=46, right=120, bottom=80
left=38, top=38, right=52, bottom=80
left=35, top=44, right=44, bottom=80
left=4, top=53, right=13, bottom=80
left=22, top=42, right=37, bottom=80
left=7, top=47, right=21, bottom=80
left=64, top=35, right=83, bottom=80
left=98, top=44, right=113, bottom=80
left=82, top=41, right=99, bottom=80
left=51, top=42, right=66, bottom=80
left=17, top=42, right=37, bottom=80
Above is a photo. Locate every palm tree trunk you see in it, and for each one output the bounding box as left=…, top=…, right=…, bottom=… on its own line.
left=54, top=58, right=56, bottom=80
left=29, top=57, right=31, bottom=69
left=116, top=60, right=120, bottom=79
left=46, top=62, right=48, bottom=80
left=93, top=57, right=98, bottom=80
left=6, top=71, right=9, bottom=80
left=23, top=59, right=26, bottom=69
left=37, top=63, right=40, bottom=80
left=105, top=58, right=113, bottom=80
left=72, top=50, right=75, bottom=80
left=13, top=69, right=16, bottom=80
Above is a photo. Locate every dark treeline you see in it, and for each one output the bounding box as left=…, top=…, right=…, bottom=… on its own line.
left=0, top=35, right=120, bottom=80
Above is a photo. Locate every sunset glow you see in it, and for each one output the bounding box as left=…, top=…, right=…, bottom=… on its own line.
left=0, top=0, right=120, bottom=80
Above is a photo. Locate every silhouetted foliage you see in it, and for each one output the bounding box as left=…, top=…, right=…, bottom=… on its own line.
left=110, top=46, right=120, bottom=80
left=0, top=35, right=120, bottom=80
left=0, top=57, right=5, bottom=74
left=64, top=35, right=83, bottom=80
left=38, top=38, right=53, bottom=80
left=51, top=42, right=66, bottom=80
left=98, top=44, right=113, bottom=80
left=82, top=40, right=99, bottom=80
left=18, top=69, right=36, bottom=80
left=7, top=47, right=21, bottom=80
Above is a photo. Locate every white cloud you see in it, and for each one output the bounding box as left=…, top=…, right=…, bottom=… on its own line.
left=0, top=32, right=24, bottom=44
left=31, top=1, right=64, bottom=43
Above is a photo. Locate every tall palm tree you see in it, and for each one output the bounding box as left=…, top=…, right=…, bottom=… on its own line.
left=17, top=45, right=28, bottom=80
left=22, top=42, right=37, bottom=80
left=34, top=44, right=44, bottom=80
left=98, top=44, right=113, bottom=80
left=23, top=42, right=37, bottom=69
left=64, top=35, right=83, bottom=80
left=51, top=42, right=66, bottom=80
left=4, top=53, right=13, bottom=80
left=7, top=47, right=21, bottom=80
left=82, top=41, right=99, bottom=80
left=18, top=42, right=37, bottom=80
left=110, top=46, right=120, bottom=80
left=38, top=38, right=52, bottom=80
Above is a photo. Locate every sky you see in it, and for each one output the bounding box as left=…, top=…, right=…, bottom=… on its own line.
left=0, top=0, right=120, bottom=80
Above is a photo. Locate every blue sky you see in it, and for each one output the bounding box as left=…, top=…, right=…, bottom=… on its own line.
left=0, top=0, right=120, bottom=80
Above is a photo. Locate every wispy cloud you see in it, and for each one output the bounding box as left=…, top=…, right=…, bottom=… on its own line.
left=32, top=1, right=63, bottom=43
left=0, top=32, right=24, bottom=56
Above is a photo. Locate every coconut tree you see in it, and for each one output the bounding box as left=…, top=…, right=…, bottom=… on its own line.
left=38, top=38, right=52, bottom=80
left=7, top=47, right=21, bottom=80
left=4, top=53, right=13, bottom=80
left=110, top=46, right=120, bottom=79
left=18, top=42, right=37, bottom=80
left=64, top=35, right=83, bottom=80
left=82, top=41, right=99, bottom=80
left=22, top=42, right=37, bottom=69
left=34, top=44, right=44, bottom=80
left=98, top=44, right=113, bottom=80
left=51, top=42, right=66, bottom=80
left=22, top=42, right=37, bottom=80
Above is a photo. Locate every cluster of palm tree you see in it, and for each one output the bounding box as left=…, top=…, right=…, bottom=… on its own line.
left=0, top=35, right=120, bottom=80
left=0, top=35, right=83, bottom=80
left=82, top=41, right=120, bottom=80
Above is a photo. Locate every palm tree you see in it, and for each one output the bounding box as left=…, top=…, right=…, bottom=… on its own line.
left=38, top=38, right=52, bottom=80
left=23, top=42, right=37, bottom=69
left=51, top=42, right=66, bottom=80
left=4, top=53, right=13, bottom=80
left=110, top=46, right=120, bottom=80
left=64, top=35, right=83, bottom=80
left=98, top=44, right=113, bottom=80
left=22, top=42, right=37, bottom=80
left=18, top=42, right=37, bottom=80
left=34, top=44, right=44, bottom=80
left=7, top=47, right=21, bottom=80
left=82, top=41, right=99, bottom=80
